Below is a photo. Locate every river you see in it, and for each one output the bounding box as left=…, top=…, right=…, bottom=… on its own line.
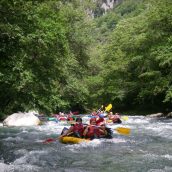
left=0, top=116, right=172, bottom=172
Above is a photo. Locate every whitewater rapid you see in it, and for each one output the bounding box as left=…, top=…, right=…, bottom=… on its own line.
left=0, top=115, right=172, bottom=172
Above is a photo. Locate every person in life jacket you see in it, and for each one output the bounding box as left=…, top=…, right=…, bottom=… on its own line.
left=108, top=112, right=122, bottom=124
left=97, top=122, right=113, bottom=139
left=97, top=122, right=107, bottom=138
left=83, top=118, right=98, bottom=140
left=59, top=117, right=84, bottom=139
left=83, top=118, right=107, bottom=140
left=58, top=112, right=67, bottom=121
left=96, top=113, right=105, bottom=125
left=67, top=112, right=74, bottom=121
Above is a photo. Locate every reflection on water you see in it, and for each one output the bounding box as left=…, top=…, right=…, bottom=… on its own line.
left=0, top=116, right=172, bottom=172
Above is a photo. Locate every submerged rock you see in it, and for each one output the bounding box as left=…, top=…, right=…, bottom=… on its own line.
left=146, top=112, right=172, bottom=119
left=3, top=111, right=40, bottom=126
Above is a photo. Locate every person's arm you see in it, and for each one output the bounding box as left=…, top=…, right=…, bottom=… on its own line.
left=83, top=126, right=89, bottom=137
left=58, top=126, right=74, bottom=139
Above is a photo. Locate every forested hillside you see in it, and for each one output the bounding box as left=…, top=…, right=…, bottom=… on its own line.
left=1, top=0, right=172, bottom=118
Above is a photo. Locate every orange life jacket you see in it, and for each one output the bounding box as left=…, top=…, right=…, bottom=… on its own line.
left=85, top=125, right=100, bottom=138
left=72, top=123, right=84, bottom=137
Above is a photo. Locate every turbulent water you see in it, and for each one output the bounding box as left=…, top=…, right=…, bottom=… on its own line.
left=0, top=116, right=172, bottom=172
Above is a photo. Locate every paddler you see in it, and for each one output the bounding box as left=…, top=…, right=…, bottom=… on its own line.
left=108, top=112, right=122, bottom=124
left=83, top=118, right=108, bottom=140
left=59, top=117, right=84, bottom=139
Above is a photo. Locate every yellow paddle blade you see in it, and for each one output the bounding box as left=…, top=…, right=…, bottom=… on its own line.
left=105, top=104, right=112, bottom=112
left=121, top=116, right=129, bottom=121
left=115, top=127, right=131, bottom=135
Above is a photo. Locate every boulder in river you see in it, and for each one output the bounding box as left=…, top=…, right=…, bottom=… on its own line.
left=146, top=113, right=164, bottom=118
left=3, top=111, right=40, bottom=126
left=167, top=112, right=172, bottom=118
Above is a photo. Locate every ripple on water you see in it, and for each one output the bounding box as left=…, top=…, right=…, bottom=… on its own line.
left=144, top=153, right=172, bottom=161
left=0, top=115, right=172, bottom=172
left=3, top=136, right=24, bottom=141
left=0, top=162, right=43, bottom=172
left=147, top=166, right=172, bottom=172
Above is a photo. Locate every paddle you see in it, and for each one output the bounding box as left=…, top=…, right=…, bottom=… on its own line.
left=94, top=104, right=112, bottom=118
left=121, top=116, right=129, bottom=121
left=95, top=105, right=104, bottom=115
left=96, top=104, right=112, bottom=115
left=114, top=127, right=131, bottom=135
left=43, top=138, right=57, bottom=143
left=43, top=127, right=69, bottom=143
left=105, top=104, right=112, bottom=112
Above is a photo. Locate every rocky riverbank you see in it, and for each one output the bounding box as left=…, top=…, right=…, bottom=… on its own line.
left=146, top=112, right=172, bottom=118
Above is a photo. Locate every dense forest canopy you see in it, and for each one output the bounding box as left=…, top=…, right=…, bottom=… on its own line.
left=0, top=0, right=172, bottom=118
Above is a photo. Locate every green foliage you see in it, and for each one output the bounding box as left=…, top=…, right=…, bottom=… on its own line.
left=103, top=0, right=172, bottom=112
left=115, top=0, right=146, bottom=17
left=1, top=0, right=172, bottom=118
left=0, top=0, right=92, bottom=117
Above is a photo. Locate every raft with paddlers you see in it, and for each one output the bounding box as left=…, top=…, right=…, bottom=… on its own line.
left=43, top=125, right=130, bottom=144
left=59, top=127, right=131, bottom=144
left=43, top=104, right=131, bottom=144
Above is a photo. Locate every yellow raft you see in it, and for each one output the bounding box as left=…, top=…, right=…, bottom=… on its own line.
left=59, top=136, right=90, bottom=144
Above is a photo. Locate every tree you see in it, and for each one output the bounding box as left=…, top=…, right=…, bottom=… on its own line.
left=0, top=0, right=92, bottom=117
left=103, top=0, right=172, bottom=112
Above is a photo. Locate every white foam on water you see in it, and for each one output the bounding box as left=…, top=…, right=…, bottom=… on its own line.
left=13, top=150, right=48, bottom=165
left=105, top=138, right=127, bottom=143
left=144, top=124, right=172, bottom=140
left=63, top=137, right=130, bottom=153
left=0, top=163, right=11, bottom=172
left=14, top=149, right=28, bottom=156
left=106, top=123, right=122, bottom=129
left=144, top=153, right=172, bottom=161
left=126, top=116, right=150, bottom=124
left=148, top=166, right=172, bottom=172
left=146, top=122, right=172, bottom=130
left=3, top=136, right=24, bottom=141
left=21, top=130, right=29, bottom=133
left=148, top=169, right=165, bottom=172
left=163, top=154, right=172, bottom=160
left=35, top=122, right=66, bottom=135
left=164, top=166, right=172, bottom=172
left=0, top=162, right=42, bottom=172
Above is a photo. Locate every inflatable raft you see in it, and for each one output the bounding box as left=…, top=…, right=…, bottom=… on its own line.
left=59, top=136, right=90, bottom=144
